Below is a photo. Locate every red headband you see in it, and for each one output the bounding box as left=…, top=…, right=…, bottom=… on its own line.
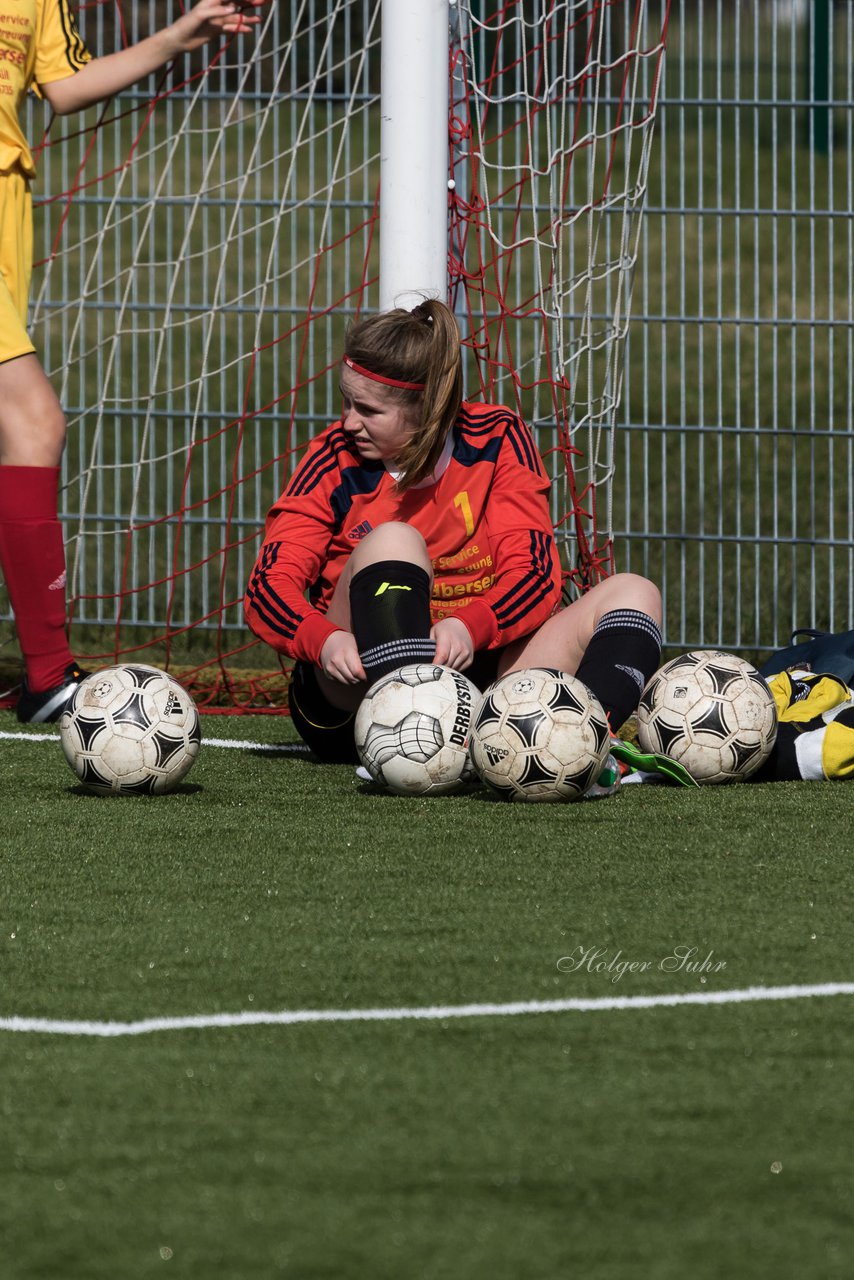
left=342, top=354, right=424, bottom=391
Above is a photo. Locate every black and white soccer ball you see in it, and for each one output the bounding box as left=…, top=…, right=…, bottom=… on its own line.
left=354, top=664, right=482, bottom=796
left=468, top=668, right=611, bottom=802
left=637, top=650, right=777, bottom=784
left=59, top=665, right=202, bottom=795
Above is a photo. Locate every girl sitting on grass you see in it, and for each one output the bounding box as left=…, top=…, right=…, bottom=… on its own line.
left=245, top=298, right=663, bottom=767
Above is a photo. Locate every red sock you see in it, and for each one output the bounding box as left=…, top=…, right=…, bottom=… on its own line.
left=0, top=465, right=74, bottom=691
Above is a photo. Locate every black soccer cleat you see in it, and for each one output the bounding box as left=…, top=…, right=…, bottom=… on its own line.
left=16, top=663, right=90, bottom=725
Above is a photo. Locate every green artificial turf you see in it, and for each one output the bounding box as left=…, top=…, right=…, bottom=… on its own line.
left=1, top=711, right=853, bottom=1278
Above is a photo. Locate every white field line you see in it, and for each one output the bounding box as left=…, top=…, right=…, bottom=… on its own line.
left=1, top=983, right=853, bottom=1038
left=0, top=730, right=305, bottom=753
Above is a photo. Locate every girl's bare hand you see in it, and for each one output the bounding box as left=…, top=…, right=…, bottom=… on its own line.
left=319, top=630, right=367, bottom=684
left=430, top=617, right=474, bottom=670
left=169, top=1, right=268, bottom=54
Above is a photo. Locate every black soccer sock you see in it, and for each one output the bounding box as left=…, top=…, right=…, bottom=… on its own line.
left=575, top=608, right=662, bottom=733
left=349, top=560, right=436, bottom=681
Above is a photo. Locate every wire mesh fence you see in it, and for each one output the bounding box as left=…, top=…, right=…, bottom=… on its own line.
left=3, top=0, right=850, bottom=683
left=615, top=0, right=853, bottom=657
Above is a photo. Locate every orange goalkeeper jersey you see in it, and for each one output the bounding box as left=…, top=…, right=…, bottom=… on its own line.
left=245, top=401, right=563, bottom=666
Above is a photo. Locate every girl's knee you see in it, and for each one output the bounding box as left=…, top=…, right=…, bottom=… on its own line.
left=41, top=404, right=68, bottom=459
left=351, top=521, right=430, bottom=569
left=0, top=367, right=67, bottom=466
left=596, top=572, right=661, bottom=620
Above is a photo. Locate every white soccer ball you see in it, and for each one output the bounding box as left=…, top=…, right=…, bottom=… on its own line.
left=636, top=650, right=777, bottom=784
left=59, top=664, right=202, bottom=795
left=468, top=668, right=611, bottom=802
left=354, top=664, right=482, bottom=796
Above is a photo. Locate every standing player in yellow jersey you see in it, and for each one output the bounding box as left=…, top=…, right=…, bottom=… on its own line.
left=0, top=0, right=266, bottom=722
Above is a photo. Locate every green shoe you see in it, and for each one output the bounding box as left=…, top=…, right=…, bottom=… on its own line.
left=583, top=752, right=622, bottom=799
left=610, top=739, right=700, bottom=788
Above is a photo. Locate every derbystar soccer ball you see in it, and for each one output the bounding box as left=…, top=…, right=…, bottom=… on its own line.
left=354, top=664, right=482, bottom=796
left=59, top=665, right=202, bottom=795
left=636, top=650, right=777, bottom=784
left=468, top=668, right=611, bottom=802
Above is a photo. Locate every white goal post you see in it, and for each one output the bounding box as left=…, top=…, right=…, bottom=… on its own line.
left=380, top=0, right=449, bottom=307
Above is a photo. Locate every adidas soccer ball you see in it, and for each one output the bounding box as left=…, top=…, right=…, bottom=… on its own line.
left=468, top=668, right=611, bottom=802
left=59, top=665, right=202, bottom=795
left=636, top=650, right=777, bottom=784
left=354, top=664, right=482, bottom=796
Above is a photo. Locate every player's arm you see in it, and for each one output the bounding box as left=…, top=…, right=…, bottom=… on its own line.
left=244, top=432, right=351, bottom=667
left=452, top=421, right=563, bottom=652
left=244, top=517, right=341, bottom=667
left=246, top=535, right=365, bottom=682
left=41, top=0, right=266, bottom=116
left=318, top=630, right=366, bottom=684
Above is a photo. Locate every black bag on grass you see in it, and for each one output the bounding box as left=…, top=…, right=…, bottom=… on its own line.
left=759, top=628, right=854, bottom=685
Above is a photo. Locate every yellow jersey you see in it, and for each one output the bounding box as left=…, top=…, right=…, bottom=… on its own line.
left=0, top=0, right=90, bottom=177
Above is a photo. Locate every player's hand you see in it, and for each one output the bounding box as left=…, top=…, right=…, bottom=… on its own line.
left=319, top=630, right=367, bottom=685
left=169, top=1, right=268, bottom=54
left=42, top=0, right=269, bottom=115
left=431, top=617, right=475, bottom=671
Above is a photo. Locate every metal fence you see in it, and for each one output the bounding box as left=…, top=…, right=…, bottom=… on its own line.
left=615, top=0, right=853, bottom=657
left=9, top=0, right=853, bottom=671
